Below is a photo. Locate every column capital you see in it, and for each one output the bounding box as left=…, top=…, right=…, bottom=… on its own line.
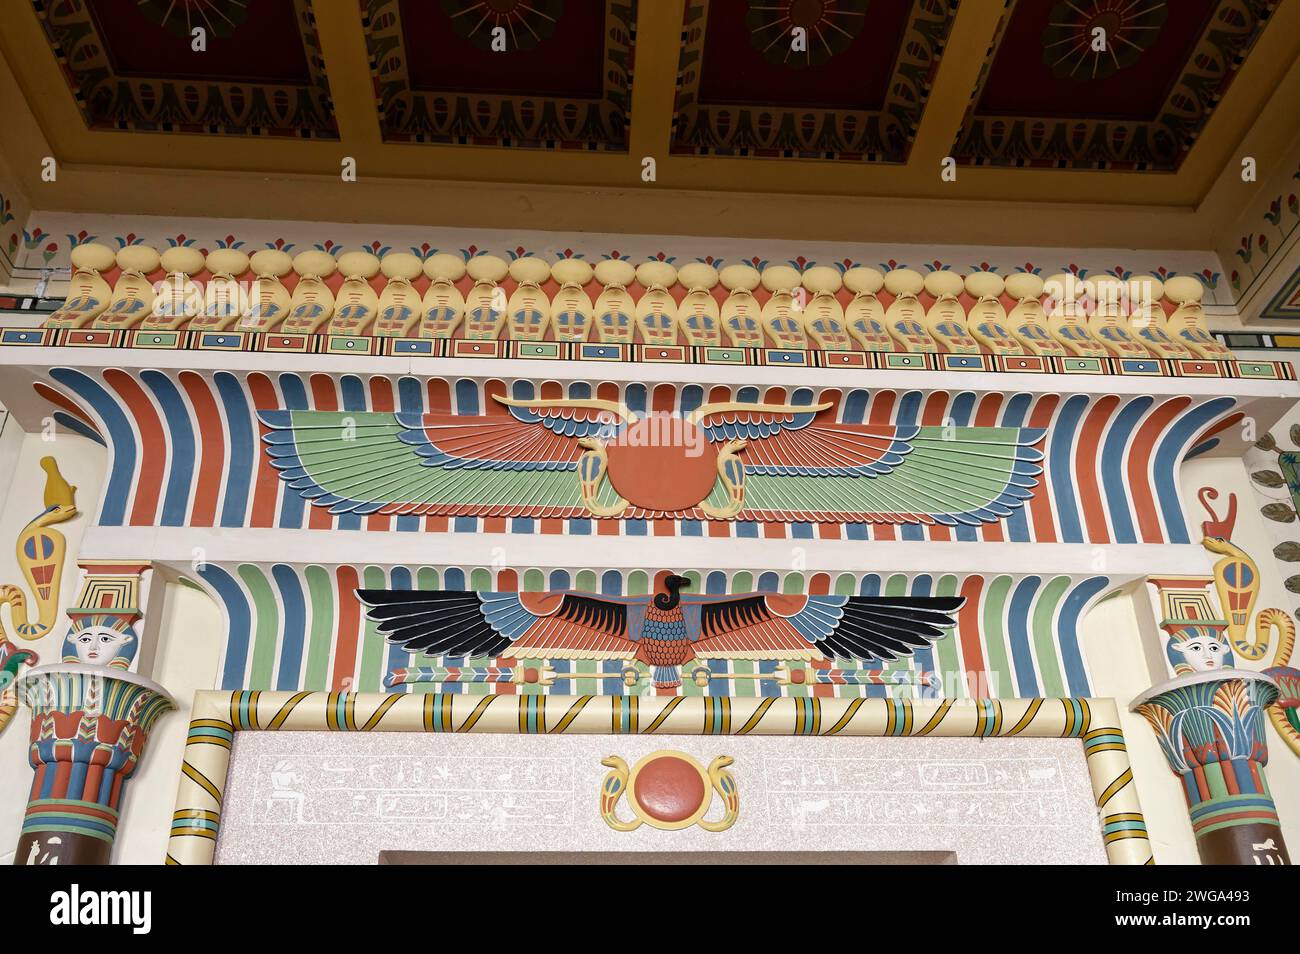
left=1131, top=669, right=1288, bottom=865
left=14, top=664, right=174, bottom=865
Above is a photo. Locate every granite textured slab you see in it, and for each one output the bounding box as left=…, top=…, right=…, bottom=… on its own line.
left=214, top=731, right=1106, bottom=865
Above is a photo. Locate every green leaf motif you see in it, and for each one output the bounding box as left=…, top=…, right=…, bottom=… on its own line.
left=1252, top=470, right=1286, bottom=488
left=1272, top=541, right=1300, bottom=562
left=1261, top=503, right=1297, bottom=523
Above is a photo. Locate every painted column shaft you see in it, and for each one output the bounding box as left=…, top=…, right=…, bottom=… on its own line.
left=1182, top=758, right=1285, bottom=864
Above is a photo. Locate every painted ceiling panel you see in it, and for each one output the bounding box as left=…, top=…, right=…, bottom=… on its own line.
left=87, top=0, right=314, bottom=84
left=694, top=0, right=909, bottom=110
left=32, top=0, right=338, bottom=138
left=973, top=0, right=1218, bottom=121
left=672, top=0, right=958, bottom=162
left=362, top=0, right=635, bottom=150
left=399, top=0, right=607, bottom=99
left=952, top=0, right=1277, bottom=170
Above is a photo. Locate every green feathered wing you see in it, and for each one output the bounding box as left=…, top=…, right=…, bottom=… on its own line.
left=258, top=408, right=1045, bottom=525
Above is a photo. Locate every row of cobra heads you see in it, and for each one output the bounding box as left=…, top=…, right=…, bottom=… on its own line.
left=44, top=242, right=1226, bottom=359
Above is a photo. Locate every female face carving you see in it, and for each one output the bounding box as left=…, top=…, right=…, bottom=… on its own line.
left=70, top=626, right=134, bottom=665
left=1172, top=633, right=1229, bottom=672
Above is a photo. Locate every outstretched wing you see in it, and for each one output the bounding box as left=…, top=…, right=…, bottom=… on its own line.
left=259, top=391, right=632, bottom=516
left=691, top=400, right=911, bottom=475
left=684, top=592, right=963, bottom=662
left=357, top=589, right=647, bottom=659
left=690, top=399, right=1044, bottom=525
left=491, top=394, right=635, bottom=429
left=686, top=399, right=833, bottom=431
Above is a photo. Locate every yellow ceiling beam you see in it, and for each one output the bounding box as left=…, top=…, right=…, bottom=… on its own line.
left=905, top=0, right=1004, bottom=182
left=312, top=1, right=384, bottom=149
left=625, top=0, right=686, bottom=184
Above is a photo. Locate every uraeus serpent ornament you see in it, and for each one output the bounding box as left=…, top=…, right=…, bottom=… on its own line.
left=599, top=751, right=739, bottom=832
left=0, top=457, right=77, bottom=738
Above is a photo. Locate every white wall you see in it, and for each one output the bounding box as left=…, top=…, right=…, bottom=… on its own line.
left=114, top=582, right=221, bottom=864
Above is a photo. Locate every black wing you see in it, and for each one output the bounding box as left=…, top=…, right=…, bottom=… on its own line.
left=823, top=596, right=963, bottom=660
left=357, top=590, right=510, bottom=657
left=357, top=589, right=635, bottom=658
left=689, top=593, right=962, bottom=662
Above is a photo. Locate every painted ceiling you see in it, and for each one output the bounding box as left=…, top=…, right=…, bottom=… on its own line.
left=33, top=0, right=337, bottom=138
left=361, top=0, right=633, bottom=149
left=952, top=0, right=1276, bottom=170
left=24, top=0, right=1278, bottom=167
left=670, top=0, right=953, bottom=161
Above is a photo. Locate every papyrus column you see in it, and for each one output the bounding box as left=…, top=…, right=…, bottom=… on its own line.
left=1132, top=670, right=1289, bottom=865
left=14, top=664, right=173, bottom=865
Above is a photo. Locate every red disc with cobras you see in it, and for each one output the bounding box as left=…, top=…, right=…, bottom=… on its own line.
left=632, top=754, right=707, bottom=823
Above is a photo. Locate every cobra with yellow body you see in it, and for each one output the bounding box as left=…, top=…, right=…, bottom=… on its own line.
left=0, top=458, right=76, bottom=737
left=0, top=456, right=78, bottom=642
left=1258, top=608, right=1299, bottom=757
left=1204, top=536, right=1263, bottom=659
left=1254, top=608, right=1296, bottom=668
